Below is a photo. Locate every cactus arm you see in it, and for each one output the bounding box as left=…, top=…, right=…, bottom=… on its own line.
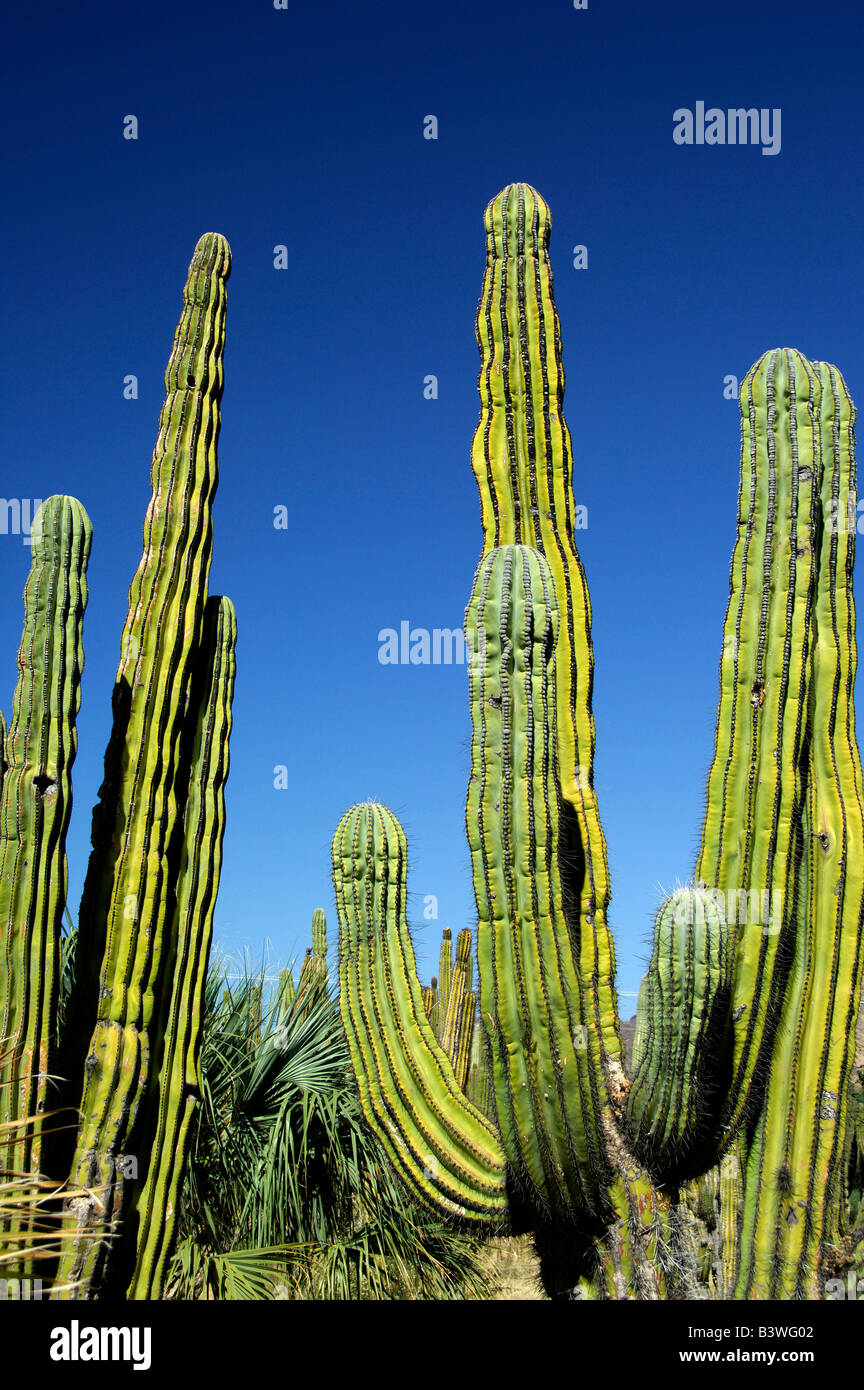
left=332, top=802, right=507, bottom=1222
left=126, top=595, right=237, bottom=1300
left=625, top=887, right=732, bottom=1175
left=695, top=349, right=820, bottom=1136
left=466, top=543, right=608, bottom=1217
left=472, top=184, right=620, bottom=1075
left=54, top=233, right=231, bottom=1295
left=294, top=911, right=328, bottom=1015
left=0, top=498, right=91, bottom=1214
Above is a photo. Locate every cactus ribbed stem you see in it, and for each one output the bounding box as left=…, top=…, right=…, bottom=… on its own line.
left=695, top=349, right=820, bottom=1137
left=438, top=928, right=453, bottom=1026
left=333, top=802, right=507, bottom=1222
left=472, top=183, right=621, bottom=1078
left=466, top=543, right=608, bottom=1217
left=0, top=498, right=91, bottom=1249
left=626, top=886, right=732, bottom=1175
left=126, top=595, right=237, bottom=1300
left=440, top=929, right=471, bottom=1058
left=734, top=361, right=864, bottom=1297
left=54, top=232, right=231, bottom=1295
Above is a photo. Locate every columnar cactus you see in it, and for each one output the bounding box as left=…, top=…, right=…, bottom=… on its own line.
left=53, top=231, right=232, bottom=1296
left=332, top=802, right=508, bottom=1222
left=440, top=931, right=476, bottom=1091
left=0, top=498, right=91, bottom=1271
left=695, top=348, right=822, bottom=1138
left=291, top=908, right=331, bottom=1018
left=126, top=594, right=237, bottom=1300
left=421, top=927, right=477, bottom=1092
left=465, top=542, right=608, bottom=1217
left=332, top=183, right=864, bottom=1300
left=0, top=234, right=237, bottom=1301
left=729, top=358, right=864, bottom=1298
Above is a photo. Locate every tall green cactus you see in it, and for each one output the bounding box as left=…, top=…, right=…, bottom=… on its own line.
left=332, top=183, right=864, bottom=1301
left=0, top=234, right=237, bottom=1301
left=126, top=594, right=237, bottom=1300
left=729, top=358, right=864, bottom=1298
left=422, top=927, right=478, bottom=1093
left=52, top=231, right=232, bottom=1295
left=466, top=542, right=608, bottom=1218
left=0, top=498, right=91, bottom=1272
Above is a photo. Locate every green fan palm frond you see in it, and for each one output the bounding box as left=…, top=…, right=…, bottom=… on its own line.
left=169, top=953, right=492, bottom=1300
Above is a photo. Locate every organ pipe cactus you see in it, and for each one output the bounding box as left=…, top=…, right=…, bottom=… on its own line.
left=332, top=182, right=864, bottom=1300
left=0, top=234, right=237, bottom=1301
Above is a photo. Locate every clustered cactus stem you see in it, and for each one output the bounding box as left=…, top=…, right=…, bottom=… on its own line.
left=51, top=232, right=232, bottom=1296
left=0, top=233, right=237, bottom=1301
left=332, top=183, right=864, bottom=1302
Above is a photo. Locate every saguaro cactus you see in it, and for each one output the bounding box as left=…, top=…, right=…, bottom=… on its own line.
left=729, top=358, right=864, bottom=1298
left=466, top=542, right=608, bottom=1218
left=625, top=887, right=732, bottom=1177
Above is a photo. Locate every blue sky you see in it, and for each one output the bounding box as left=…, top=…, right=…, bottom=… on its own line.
left=1, top=0, right=862, bottom=1004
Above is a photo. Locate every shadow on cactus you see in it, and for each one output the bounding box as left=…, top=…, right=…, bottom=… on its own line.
left=331, top=183, right=864, bottom=1301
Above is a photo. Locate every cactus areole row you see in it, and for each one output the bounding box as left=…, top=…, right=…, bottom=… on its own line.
left=332, top=183, right=864, bottom=1300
